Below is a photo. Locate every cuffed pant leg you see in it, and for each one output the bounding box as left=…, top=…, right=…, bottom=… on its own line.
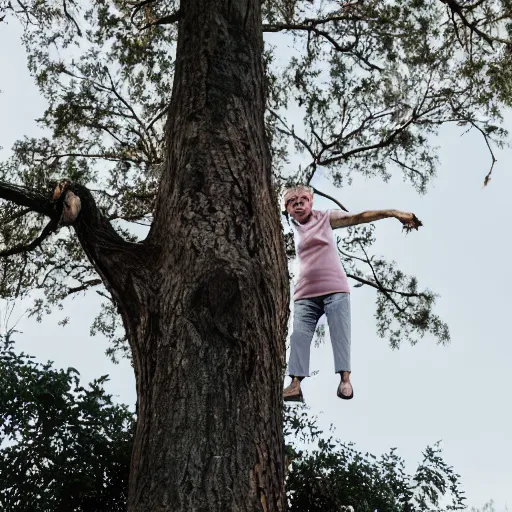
left=287, top=298, right=324, bottom=377
left=324, top=293, right=351, bottom=373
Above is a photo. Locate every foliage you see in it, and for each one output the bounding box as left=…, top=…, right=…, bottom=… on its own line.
left=1, top=0, right=512, bottom=356
left=0, top=328, right=466, bottom=511
left=0, top=327, right=133, bottom=511
left=284, top=404, right=466, bottom=512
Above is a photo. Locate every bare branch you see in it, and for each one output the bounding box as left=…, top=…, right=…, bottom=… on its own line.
left=467, top=121, right=498, bottom=187
left=311, top=187, right=349, bottom=212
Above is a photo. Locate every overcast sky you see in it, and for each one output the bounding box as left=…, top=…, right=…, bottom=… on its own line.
left=1, top=17, right=512, bottom=511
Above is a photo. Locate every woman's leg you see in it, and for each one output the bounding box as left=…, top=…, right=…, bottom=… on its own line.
left=287, top=297, right=324, bottom=377
left=284, top=297, right=323, bottom=401
left=324, top=292, right=353, bottom=399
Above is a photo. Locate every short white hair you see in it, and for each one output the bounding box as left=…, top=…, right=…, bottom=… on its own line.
left=283, top=185, right=314, bottom=208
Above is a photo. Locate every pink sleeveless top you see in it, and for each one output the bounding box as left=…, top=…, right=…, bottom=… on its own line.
left=292, top=210, right=350, bottom=300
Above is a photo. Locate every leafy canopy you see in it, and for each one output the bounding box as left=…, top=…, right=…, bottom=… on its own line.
left=1, top=0, right=512, bottom=357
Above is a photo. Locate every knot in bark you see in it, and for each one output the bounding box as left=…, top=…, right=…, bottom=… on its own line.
left=51, top=179, right=82, bottom=225
left=191, top=267, right=243, bottom=341
left=61, top=191, right=82, bottom=225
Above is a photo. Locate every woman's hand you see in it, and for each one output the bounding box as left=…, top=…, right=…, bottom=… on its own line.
left=394, top=211, right=423, bottom=232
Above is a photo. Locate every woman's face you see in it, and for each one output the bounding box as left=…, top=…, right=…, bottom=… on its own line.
left=285, top=191, right=313, bottom=223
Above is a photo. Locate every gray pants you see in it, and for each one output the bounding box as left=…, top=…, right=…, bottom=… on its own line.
left=287, top=292, right=351, bottom=377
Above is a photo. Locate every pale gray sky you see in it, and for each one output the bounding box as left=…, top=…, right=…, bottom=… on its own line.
left=1, top=17, right=512, bottom=510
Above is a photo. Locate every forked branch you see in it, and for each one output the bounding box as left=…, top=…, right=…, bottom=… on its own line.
left=439, top=0, right=511, bottom=48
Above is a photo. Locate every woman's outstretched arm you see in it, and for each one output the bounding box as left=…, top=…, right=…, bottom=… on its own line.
left=330, top=209, right=422, bottom=231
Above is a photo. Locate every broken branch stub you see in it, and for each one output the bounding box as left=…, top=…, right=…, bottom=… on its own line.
left=61, top=191, right=81, bottom=225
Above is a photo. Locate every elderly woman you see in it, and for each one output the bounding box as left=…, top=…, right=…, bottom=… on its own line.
left=282, top=185, right=421, bottom=402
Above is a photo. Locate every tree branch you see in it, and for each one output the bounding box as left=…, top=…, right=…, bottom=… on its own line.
left=59, top=66, right=159, bottom=159
left=319, top=115, right=416, bottom=166
left=1, top=179, right=150, bottom=305
left=1, top=207, right=32, bottom=225
left=127, top=0, right=159, bottom=27
left=127, top=0, right=180, bottom=31
left=263, top=14, right=365, bottom=33
left=0, top=218, right=59, bottom=258
left=104, top=68, right=158, bottom=147
left=268, top=109, right=317, bottom=161
left=35, top=151, right=147, bottom=165
left=66, top=278, right=102, bottom=296
left=439, top=0, right=496, bottom=47
left=346, top=272, right=428, bottom=299
left=62, top=0, right=82, bottom=37
left=311, top=187, right=349, bottom=212
left=14, top=252, right=28, bottom=298
left=0, top=181, right=54, bottom=216
left=146, top=106, right=168, bottom=132
left=140, top=10, right=180, bottom=30
left=468, top=121, right=498, bottom=187
left=357, top=244, right=405, bottom=314
left=263, top=20, right=357, bottom=54
left=390, top=157, right=427, bottom=182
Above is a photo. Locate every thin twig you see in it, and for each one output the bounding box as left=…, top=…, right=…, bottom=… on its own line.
left=346, top=272, right=428, bottom=299
left=311, top=187, right=349, bottom=212
left=14, top=252, right=28, bottom=298
left=358, top=243, right=406, bottom=314
left=67, top=278, right=102, bottom=296
left=271, top=120, right=317, bottom=162
left=128, top=0, right=158, bottom=27
left=146, top=106, right=169, bottom=132
left=263, top=21, right=357, bottom=54
left=62, top=0, right=82, bottom=37
left=139, top=10, right=180, bottom=30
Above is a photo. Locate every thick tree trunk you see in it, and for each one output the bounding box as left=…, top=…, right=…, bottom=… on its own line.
left=121, top=1, right=290, bottom=510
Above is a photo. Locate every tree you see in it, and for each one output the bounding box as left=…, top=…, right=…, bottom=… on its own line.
left=0, top=0, right=511, bottom=510
left=0, top=328, right=466, bottom=511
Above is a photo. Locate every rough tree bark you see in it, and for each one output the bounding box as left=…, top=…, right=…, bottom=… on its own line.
left=0, top=0, right=290, bottom=510
left=126, top=0, right=290, bottom=510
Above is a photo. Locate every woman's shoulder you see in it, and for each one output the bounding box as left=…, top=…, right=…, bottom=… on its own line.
left=312, top=209, right=330, bottom=221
